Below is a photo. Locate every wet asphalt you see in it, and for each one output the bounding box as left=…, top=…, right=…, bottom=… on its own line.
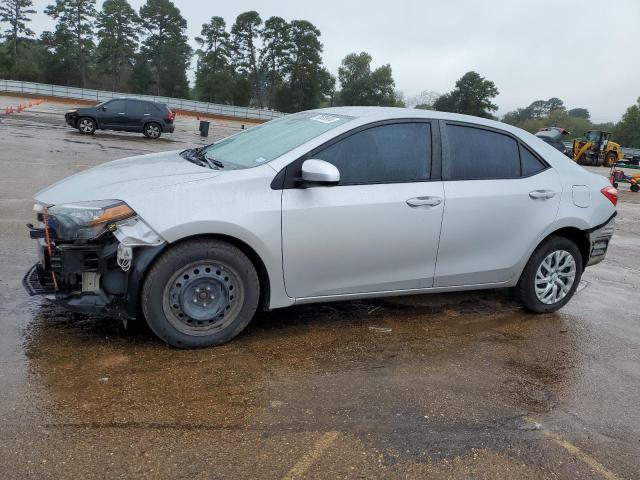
left=0, top=101, right=639, bottom=479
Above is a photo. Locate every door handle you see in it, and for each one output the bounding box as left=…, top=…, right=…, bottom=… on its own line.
left=529, top=190, right=556, bottom=200
left=406, top=196, right=442, bottom=208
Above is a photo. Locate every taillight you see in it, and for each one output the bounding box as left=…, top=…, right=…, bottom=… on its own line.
left=166, top=110, right=175, bottom=122
left=601, top=186, right=618, bottom=206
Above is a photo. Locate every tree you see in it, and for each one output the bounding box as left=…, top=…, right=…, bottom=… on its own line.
left=194, top=16, right=234, bottom=103
left=260, top=16, right=290, bottom=108
left=432, top=71, right=498, bottom=118
left=568, top=107, right=590, bottom=120
left=337, top=52, right=397, bottom=106
left=0, top=0, right=36, bottom=58
left=277, top=20, right=334, bottom=112
left=613, top=98, right=640, bottom=148
left=408, top=90, right=440, bottom=110
left=231, top=11, right=262, bottom=106
left=137, top=0, right=192, bottom=97
left=95, top=0, right=139, bottom=91
left=44, top=0, right=97, bottom=87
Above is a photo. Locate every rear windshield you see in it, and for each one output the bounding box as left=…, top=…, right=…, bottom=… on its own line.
left=203, top=112, right=354, bottom=168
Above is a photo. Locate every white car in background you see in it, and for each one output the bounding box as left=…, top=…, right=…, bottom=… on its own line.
left=24, top=107, right=617, bottom=348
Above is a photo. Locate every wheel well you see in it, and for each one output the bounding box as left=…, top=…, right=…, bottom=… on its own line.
left=544, top=227, right=590, bottom=268
left=78, top=115, right=96, bottom=125
left=168, top=234, right=271, bottom=311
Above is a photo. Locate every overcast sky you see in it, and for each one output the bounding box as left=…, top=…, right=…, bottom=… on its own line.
left=29, top=0, right=640, bottom=122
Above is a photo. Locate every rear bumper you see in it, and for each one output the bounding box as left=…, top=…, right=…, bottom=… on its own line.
left=586, top=213, right=616, bottom=266
left=164, top=123, right=175, bottom=133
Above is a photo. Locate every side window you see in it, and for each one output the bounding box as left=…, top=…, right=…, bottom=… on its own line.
left=128, top=101, right=151, bottom=115
left=520, top=144, right=547, bottom=176
left=105, top=99, right=127, bottom=113
left=314, top=123, right=432, bottom=184
left=445, top=124, right=520, bottom=180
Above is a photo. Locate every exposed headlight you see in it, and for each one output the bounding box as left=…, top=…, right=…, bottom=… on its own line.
left=45, top=200, right=135, bottom=240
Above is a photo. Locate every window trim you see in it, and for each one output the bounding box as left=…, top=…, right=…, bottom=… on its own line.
left=273, top=118, right=441, bottom=190
left=440, top=120, right=550, bottom=182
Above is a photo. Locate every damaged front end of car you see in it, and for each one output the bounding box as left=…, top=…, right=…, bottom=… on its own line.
left=23, top=200, right=166, bottom=322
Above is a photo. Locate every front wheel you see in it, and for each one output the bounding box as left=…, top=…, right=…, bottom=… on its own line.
left=141, top=239, right=260, bottom=348
left=631, top=184, right=640, bottom=193
left=143, top=122, right=162, bottom=139
left=77, top=117, right=96, bottom=134
left=513, top=236, right=583, bottom=313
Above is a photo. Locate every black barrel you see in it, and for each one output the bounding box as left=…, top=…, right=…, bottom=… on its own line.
left=199, top=120, right=210, bottom=137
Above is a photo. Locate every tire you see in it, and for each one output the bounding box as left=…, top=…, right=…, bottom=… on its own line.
left=141, top=239, right=260, bottom=348
left=605, top=152, right=617, bottom=168
left=631, top=184, right=640, bottom=193
left=143, top=122, right=162, bottom=139
left=513, top=236, right=583, bottom=314
left=77, top=117, right=96, bottom=134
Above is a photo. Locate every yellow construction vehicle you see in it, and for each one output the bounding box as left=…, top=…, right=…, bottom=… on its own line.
left=572, top=130, right=624, bottom=167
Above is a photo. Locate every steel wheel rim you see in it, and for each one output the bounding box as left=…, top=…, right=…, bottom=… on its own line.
left=147, top=124, right=160, bottom=138
left=79, top=119, right=93, bottom=133
left=534, top=250, right=576, bottom=305
left=162, top=261, right=243, bottom=336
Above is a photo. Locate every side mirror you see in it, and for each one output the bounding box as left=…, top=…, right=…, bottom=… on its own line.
left=301, top=159, right=340, bottom=185
left=102, top=106, right=107, bottom=111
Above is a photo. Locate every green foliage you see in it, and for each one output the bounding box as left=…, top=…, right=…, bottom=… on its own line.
left=44, top=0, right=97, bottom=87
left=231, top=11, right=262, bottom=106
left=260, top=16, right=290, bottom=108
left=137, top=0, right=191, bottom=97
left=194, top=16, right=234, bottom=103
left=95, top=0, right=139, bottom=91
left=567, top=107, right=590, bottom=120
left=0, top=0, right=36, bottom=58
left=337, top=52, right=397, bottom=107
left=432, top=71, right=498, bottom=118
left=613, top=98, right=640, bottom=148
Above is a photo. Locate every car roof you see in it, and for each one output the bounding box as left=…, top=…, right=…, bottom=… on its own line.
left=313, top=106, right=508, bottom=129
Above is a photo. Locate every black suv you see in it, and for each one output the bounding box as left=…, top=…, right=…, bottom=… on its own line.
left=65, top=98, right=175, bottom=139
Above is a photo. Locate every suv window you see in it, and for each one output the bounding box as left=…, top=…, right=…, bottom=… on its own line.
left=445, top=124, right=520, bottom=180
left=104, top=99, right=127, bottom=113
left=128, top=100, right=152, bottom=116
left=314, top=122, right=432, bottom=184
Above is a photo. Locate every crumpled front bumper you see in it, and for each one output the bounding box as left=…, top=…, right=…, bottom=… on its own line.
left=23, top=215, right=166, bottom=319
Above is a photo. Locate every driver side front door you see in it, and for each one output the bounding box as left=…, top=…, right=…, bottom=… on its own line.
left=281, top=121, right=444, bottom=299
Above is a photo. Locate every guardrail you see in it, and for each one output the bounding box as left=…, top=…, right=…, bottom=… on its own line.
left=0, top=79, right=284, bottom=121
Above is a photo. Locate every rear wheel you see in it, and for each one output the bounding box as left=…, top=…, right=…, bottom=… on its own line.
left=143, top=122, right=162, bottom=139
left=513, top=236, right=583, bottom=313
left=77, top=117, right=96, bottom=134
left=141, top=239, right=260, bottom=348
left=631, top=184, right=640, bottom=193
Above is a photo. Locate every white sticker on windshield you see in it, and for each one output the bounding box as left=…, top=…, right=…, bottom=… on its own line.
left=254, top=157, right=268, bottom=164
left=310, top=114, right=341, bottom=124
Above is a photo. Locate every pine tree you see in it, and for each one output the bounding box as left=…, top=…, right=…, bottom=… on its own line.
left=137, top=0, right=191, bottom=97
left=0, top=0, right=36, bottom=58
left=194, top=16, right=234, bottom=103
left=44, top=0, right=97, bottom=87
left=260, top=16, right=290, bottom=109
left=231, top=11, right=262, bottom=106
left=95, top=0, right=139, bottom=91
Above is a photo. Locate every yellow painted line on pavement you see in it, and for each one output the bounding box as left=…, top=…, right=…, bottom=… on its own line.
left=282, top=431, right=339, bottom=480
left=524, top=417, right=619, bottom=480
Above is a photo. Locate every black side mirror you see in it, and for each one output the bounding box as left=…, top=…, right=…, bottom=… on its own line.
left=101, top=106, right=107, bottom=111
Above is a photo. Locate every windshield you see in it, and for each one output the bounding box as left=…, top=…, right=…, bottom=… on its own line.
left=203, top=112, right=354, bottom=168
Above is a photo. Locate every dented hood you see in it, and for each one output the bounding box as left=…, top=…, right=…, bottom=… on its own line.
left=35, top=150, right=223, bottom=205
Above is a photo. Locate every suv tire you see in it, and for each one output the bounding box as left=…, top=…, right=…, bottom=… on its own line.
left=78, top=117, right=96, bottom=135
left=143, top=122, right=162, bottom=139
left=514, top=236, right=583, bottom=313
left=141, top=239, right=260, bottom=348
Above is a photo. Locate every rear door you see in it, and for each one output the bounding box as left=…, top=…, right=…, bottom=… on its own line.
left=281, top=120, right=445, bottom=299
left=123, top=100, right=148, bottom=130
left=434, top=122, right=561, bottom=287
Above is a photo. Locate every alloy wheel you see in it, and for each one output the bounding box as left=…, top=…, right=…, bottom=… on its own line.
left=534, top=250, right=577, bottom=305
left=146, top=124, right=160, bottom=138
left=79, top=119, right=94, bottom=133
